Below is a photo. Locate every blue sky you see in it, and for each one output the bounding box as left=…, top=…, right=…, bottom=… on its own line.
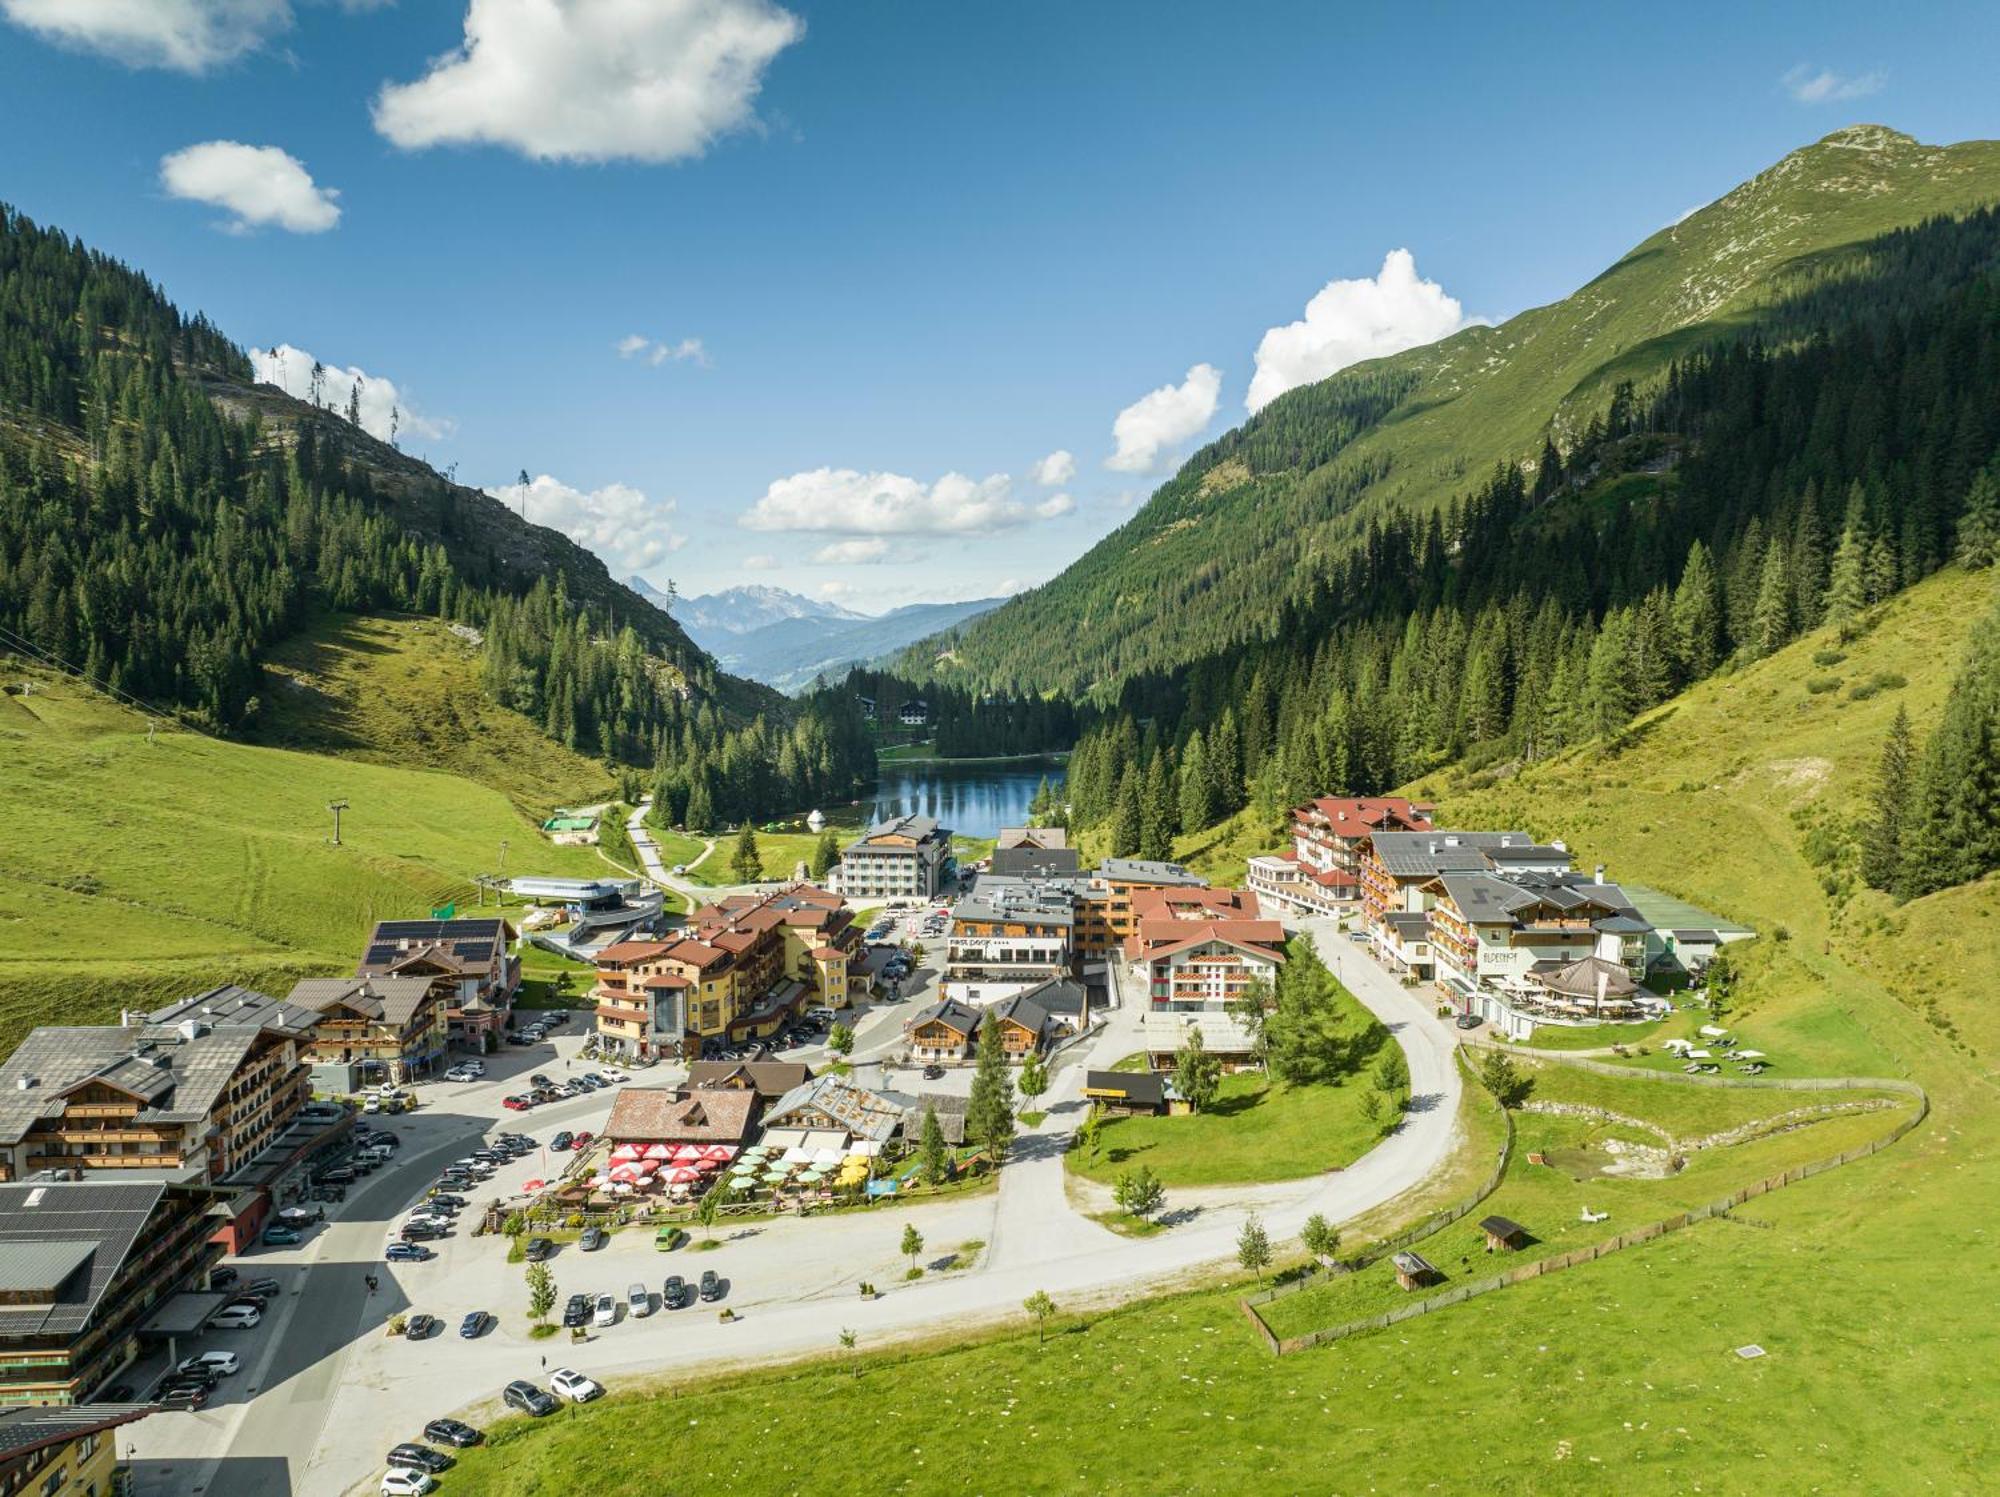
left=3, top=1, right=1997, bottom=611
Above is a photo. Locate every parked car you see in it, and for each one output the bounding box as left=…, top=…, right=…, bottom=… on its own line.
left=922, top=1063, right=945, bottom=1080
left=579, top=1226, right=607, bottom=1252
left=627, top=1282, right=652, bottom=1318
left=571, top=1131, right=595, bottom=1149
left=502, top=1380, right=558, bottom=1417
left=502, top=1094, right=533, bottom=1111
left=379, top=1470, right=434, bottom=1497
left=662, top=1274, right=689, bottom=1309
left=592, top=1292, right=617, bottom=1328
left=698, top=1270, right=724, bottom=1303
left=600, top=1068, right=629, bottom=1083
left=213, top=1304, right=262, bottom=1329
left=240, top=1279, right=283, bottom=1300
left=561, top=1293, right=591, bottom=1328
left=386, top=1443, right=453, bottom=1474
left=156, top=1383, right=210, bottom=1411
left=421, top=1418, right=482, bottom=1448
left=806, top=1006, right=835, bottom=1022
left=506, top=1032, right=532, bottom=1046
left=529, top=1073, right=554, bottom=1089
left=176, top=1352, right=239, bottom=1378
left=363, top=1097, right=382, bottom=1114
left=548, top=1367, right=603, bottom=1403
left=400, top=1223, right=446, bottom=1243
left=158, top=1368, right=220, bottom=1392
left=654, top=1226, right=687, bottom=1252
left=459, top=1311, right=492, bottom=1339
left=404, top=1314, right=442, bottom=1340
left=523, top=1237, right=557, bottom=1262
left=1454, top=1012, right=1482, bottom=1030
left=549, top=1131, right=575, bottom=1152
left=385, top=1243, right=433, bottom=1264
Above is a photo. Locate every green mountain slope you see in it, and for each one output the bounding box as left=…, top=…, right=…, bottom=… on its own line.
left=944, top=126, right=2000, bottom=694
left=0, top=669, right=612, bottom=1051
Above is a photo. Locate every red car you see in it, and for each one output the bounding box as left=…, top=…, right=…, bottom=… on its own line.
left=501, top=1095, right=533, bottom=1111
left=571, top=1131, right=594, bottom=1149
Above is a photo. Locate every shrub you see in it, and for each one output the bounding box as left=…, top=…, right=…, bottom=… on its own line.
left=1805, top=675, right=1842, bottom=694
left=1811, top=647, right=1847, bottom=667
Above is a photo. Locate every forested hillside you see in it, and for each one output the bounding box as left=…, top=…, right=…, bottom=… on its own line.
left=0, top=202, right=875, bottom=819
left=1061, top=200, right=2000, bottom=903
left=934, top=127, right=2000, bottom=698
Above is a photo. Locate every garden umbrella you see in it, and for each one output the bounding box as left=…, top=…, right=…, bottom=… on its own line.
left=695, top=1158, right=723, bottom=1173
left=810, top=1147, right=845, bottom=1168
left=609, top=1144, right=641, bottom=1162
left=665, top=1166, right=701, bottom=1184
left=636, top=1158, right=661, bottom=1175
left=797, top=1168, right=825, bottom=1184
left=781, top=1146, right=812, bottom=1165
left=643, top=1143, right=672, bottom=1161
left=672, top=1144, right=704, bottom=1163
left=702, top=1145, right=736, bottom=1162
left=522, top=1179, right=546, bottom=1193
left=761, top=1168, right=789, bottom=1184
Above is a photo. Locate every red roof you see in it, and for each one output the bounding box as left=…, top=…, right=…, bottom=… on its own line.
left=1126, top=916, right=1290, bottom=965
left=594, top=940, right=674, bottom=966
left=1295, top=796, right=1435, bottom=836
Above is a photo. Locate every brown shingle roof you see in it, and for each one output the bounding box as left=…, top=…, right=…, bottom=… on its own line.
left=603, top=1087, right=757, bottom=1144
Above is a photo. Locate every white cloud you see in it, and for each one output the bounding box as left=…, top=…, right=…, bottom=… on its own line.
left=250, top=344, right=451, bottom=442
left=1780, top=63, right=1885, bottom=104
left=617, top=333, right=709, bottom=367
left=1107, top=362, right=1221, bottom=473
left=159, top=141, right=341, bottom=234
left=0, top=0, right=291, bottom=72
left=1029, top=449, right=1075, bottom=487
left=1245, top=249, right=1466, bottom=414
left=742, top=553, right=779, bottom=570
left=742, top=468, right=1030, bottom=535
left=486, top=472, right=687, bottom=574
left=813, top=538, right=890, bottom=565
left=1034, top=493, right=1075, bottom=519
left=373, top=0, right=803, bottom=164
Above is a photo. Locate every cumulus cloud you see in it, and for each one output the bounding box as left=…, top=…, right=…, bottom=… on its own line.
left=1106, top=362, right=1221, bottom=473
left=742, top=553, right=779, bottom=570
left=1780, top=63, right=1885, bottom=104
left=0, top=0, right=291, bottom=71
left=250, top=343, right=451, bottom=441
left=741, top=468, right=1030, bottom=535
left=1245, top=249, right=1466, bottom=414
left=1034, top=493, right=1075, bottom=519
left=159, top=141, right=340, bottom=234
left=373, top=0, right=803, bottom=164
left=486, top=472, right=687, bottom=574
left=812, top=538, right=890, bottom=565
left=1029, top=449, right=1075, bottom=487
left=617, top=333, right=709, bottom=367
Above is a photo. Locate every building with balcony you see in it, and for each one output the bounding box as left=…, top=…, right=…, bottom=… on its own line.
left=0, top=1179, right=229, bottom=1404
left=1358, top=830, right=1573, bottom=950
left=0, top=988, right=314, bottom=1186
left=1073, top=858, right=1209, bottom=956
left=942, top=876, right=1076, bottom=1006
left=1128, top=894, right=1289, bottom=1070
left=354, top=918, right=520, bottom=1050
left=282, top=975, right=448, bottom=1086
left=828, top=814, right=954, bottom=900
left=1423, top=867, right=1651, bottom=1005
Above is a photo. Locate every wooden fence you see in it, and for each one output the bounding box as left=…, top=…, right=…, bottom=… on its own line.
left=1242, top=1063, right=1928, bottom=1356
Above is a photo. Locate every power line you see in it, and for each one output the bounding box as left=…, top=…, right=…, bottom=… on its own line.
left=0, top=620, right=219, bottom=740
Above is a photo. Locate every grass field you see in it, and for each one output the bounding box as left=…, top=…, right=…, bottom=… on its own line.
left=444, top=566, right=2000, bottom=1496
left=254, top=610, right=616, bottom=816
left=0, top=676, right=604, bottom=1049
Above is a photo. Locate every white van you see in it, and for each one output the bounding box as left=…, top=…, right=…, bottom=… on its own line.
left=213, top=1304, right=262, bottom=1329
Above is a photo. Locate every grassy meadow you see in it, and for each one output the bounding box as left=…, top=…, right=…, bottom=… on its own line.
left=0, top=675, right=604, bottom=1048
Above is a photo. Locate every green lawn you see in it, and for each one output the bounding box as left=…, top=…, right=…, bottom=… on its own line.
left=0, top=676, right=604, bottom=1050
left=1520, top=1017, right=1669, bottom=1051
left=1068, top=1069, right=1386, bottom=1189
left=514, top=946, right=599, bottom=1010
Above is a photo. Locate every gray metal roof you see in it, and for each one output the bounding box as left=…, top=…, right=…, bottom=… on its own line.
left=0, top=1404, right=157, bottom=1461
left=0, top=997, right=305, bottom=1149
left=0, top=1181, right=180, bottom=1337
left=952, top=875, right=1077, bottom=927
left=1096, top=858, right=1206, bottom=886
left=0, top=1239, right=97, bottom=1296
left=1370, top=831, right=1546, bottom=877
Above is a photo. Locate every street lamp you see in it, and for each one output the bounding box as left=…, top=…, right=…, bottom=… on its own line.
left=327, top=799, right=349, bottom=846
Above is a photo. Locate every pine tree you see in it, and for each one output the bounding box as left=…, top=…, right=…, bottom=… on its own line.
left=810, top=828, right=841, bottom=879
left=1140, top=750, right=1177, bottom=861
left=1957, top=467, right=2000, bottom=570
left=1110, top=770, right=1142, bottom=858
left=964, top=1017, right=1016, bottom=1163
left=1823, top=525, right=1868, bottom=643
left=1860, top=706, right=1914, bottom=891
left=1177, top=729, right=1216, bottom=832
left=918, top=1105, right=948, bottom=1185
left=731, top=823, right=762, bottom=882
left=1749, top=544, right=1793, bottom=658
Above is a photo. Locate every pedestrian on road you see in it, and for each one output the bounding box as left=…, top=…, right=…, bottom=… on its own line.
left=540, top=1354, right=546, bottom=1369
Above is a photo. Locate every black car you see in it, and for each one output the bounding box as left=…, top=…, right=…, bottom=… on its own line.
left=698, top=1269, right=724, bottom=1302
left=502, top=1380, right=559, bottom=1417
left=523, top=1237, right=557, bottom=1262
left=429, top=1192, right=467, bottom=1209
left=662, top=1274, right=689, bottom=1310
left=386, top=1444, right=454, bottom=1474
left=459, top=1310, right=493, bottom=1339
left=506, top=1032, right=532, bottom=1046
left=401, top=1223, right=446, bottom=1243
left=550, top=1131, right=575, bottom=1152
left=422, top=1418, right=483, bottom=1449
left=158, top=1369, right=220, bottom=1392
left=561, top=1293, right=591, bottom=1328
left=529, top=1073, right=554, bottom=1089
left=922, top=1063, right=945, bottom=1080
left=209, top=1266, right=240, bottom=1289
left=579, top=1226, right=607, bottom=1252
left=1454, top=1012, right=1482, bottom=1030
left=156, top=1384, right=209, bottom=1411
left=405, top=1314, right=443, bottom=1339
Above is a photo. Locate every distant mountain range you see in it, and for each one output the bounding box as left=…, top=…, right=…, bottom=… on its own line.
left=642, top=582, right=1004, bottom=693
